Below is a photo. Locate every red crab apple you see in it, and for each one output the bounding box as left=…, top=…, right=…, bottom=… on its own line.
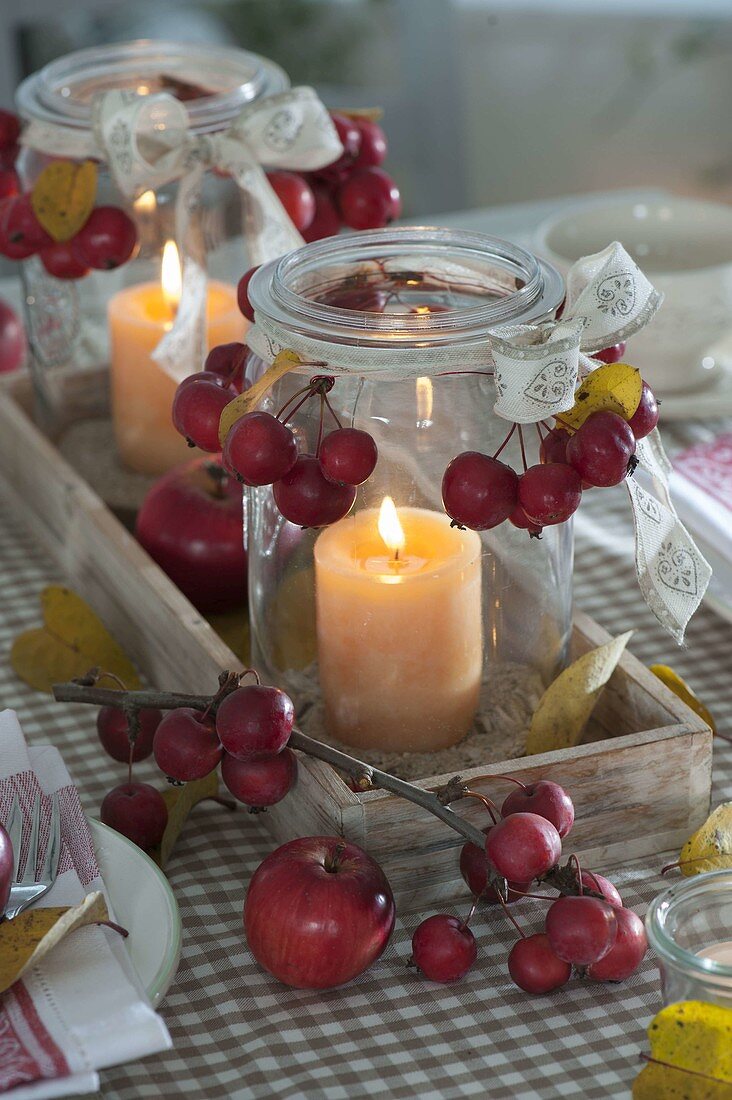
left=501, top=780, right=575, bottom=839
left=135, top=457, right=246, bottom=613
left=100, top=782, right=168, bottom=850
left=244, top=836, right=396, bottom=989
left=0, top=297, right=26, bottom=373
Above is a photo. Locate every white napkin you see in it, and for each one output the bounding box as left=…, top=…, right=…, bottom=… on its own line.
left=671, top=434, right=732, bottom=566
left=0, top=709, right=172, bottom=1098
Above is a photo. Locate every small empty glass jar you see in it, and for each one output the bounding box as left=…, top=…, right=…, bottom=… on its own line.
left=646, top=870, right=732, bottom=1008
left=245, top=227, right=570, bottom=760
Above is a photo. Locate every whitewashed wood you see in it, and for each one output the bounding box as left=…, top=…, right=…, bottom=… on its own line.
left=0, top=372, right=713, bottom=909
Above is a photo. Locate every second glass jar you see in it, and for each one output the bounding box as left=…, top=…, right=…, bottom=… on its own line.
left=246, top=228, right=570, bottom=760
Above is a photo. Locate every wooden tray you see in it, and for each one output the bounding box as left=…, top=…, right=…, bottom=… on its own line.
left=0, top=369, right=713, bottom=909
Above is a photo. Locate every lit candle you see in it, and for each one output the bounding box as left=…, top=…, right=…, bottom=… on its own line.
left=108, top=240, right=246, bottom=475
left=314, top=498, right=483, bottom=752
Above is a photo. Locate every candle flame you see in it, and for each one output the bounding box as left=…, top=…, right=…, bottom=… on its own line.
left=134, top=189, right=157, bottom=214
left=161, top=239, right=182, bottom=314
left=416, top=376, right=433, bottom=422
left=378, top=496, right=405, bottom=559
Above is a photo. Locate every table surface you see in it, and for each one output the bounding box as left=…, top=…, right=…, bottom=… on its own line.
left=2, top=194, right=731, bottom=1100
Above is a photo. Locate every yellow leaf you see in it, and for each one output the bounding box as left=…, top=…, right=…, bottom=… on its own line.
left=340, top=107, right=384, bottom=122
left=633, top=1001, right=732, bottom=1098
left=218, top=349, right=303, bottom=446
left=151, top=770, right=221, bottom=869
left=633, top=1061, right=732, bottom=1099
left=650, top=664, right=716, bottom=734
left=207, top=611, right=251, bottom=664
left=11, top=585, right=141, bottom=694
left=0, top=892, right=108, bottom=995
left=560, top=362, right=643, bottom=430
left=678, top=802, right=732, bottom=877
left=524, top=631, right=632, bottom=755
left=271, top=564, right=316, bottom=671
left=31, top=159, right=98, bottom=243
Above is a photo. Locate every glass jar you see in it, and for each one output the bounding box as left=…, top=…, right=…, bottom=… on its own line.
left=15, top=40, right=287, bottom=473
left=647, top=870, right=732, bottom=1009
left=245, top=227, right=571, bottom=764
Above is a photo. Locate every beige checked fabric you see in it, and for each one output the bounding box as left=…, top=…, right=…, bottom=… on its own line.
left=1, top=422, right=730, bottom=1100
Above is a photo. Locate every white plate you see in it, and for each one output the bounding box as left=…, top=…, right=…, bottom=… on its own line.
left=89, top=818, right=182, bottom=1007
left=658, top=360, right=732, bottom=421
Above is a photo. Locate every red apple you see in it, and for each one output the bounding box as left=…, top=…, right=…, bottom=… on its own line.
left=0, top=297, right=26, bottom=373
left=244, top=836, right=396, bottom=989
left=0, top=821, right=13, bottom=913
left=501, top=780, right=575, bottom=838
left=100, top=782, right=168, bottom=850
left=135, top=457, right=246, bottom=612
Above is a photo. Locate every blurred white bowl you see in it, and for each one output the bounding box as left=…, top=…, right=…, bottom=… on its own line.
left=535, top=197, right=732, bottom=395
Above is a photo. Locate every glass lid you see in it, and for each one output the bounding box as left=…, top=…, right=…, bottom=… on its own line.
left=16, top=40, right=289, bottom=134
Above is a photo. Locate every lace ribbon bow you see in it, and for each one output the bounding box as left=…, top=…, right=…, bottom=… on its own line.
left=247, top=242, right=710, bottom=642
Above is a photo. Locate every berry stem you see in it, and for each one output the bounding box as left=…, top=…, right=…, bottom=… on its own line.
left=460, top=895, right=479, bottom=932
left=518, top=424, right=528, bottom=473
left=569, top=852, right=583, bottom=893
left=276, top=388, right=313, bottom=424
left=497, top=890, right=527, bottom=938
left=275, top=384, right=312, bottom=421
left=315, top=393, right=325, bottom=457
left=508, top=889, right=557, bottom=903
left=322, top=390, right=343, bottom=429
left=491, top=423, right=516, bottom=461
left=461, top=790, right=500, bottom=824
left=464, top=774, right=528, bottom=792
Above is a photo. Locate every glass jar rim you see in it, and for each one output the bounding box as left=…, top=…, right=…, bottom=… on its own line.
left=15, top=39, right=289, bottom=135
left=248, top=226, right=564, bottom=349
left=646, top=869, right=732, bottom=981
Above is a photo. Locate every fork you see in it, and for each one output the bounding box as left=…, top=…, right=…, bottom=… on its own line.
left=3, top=792, right=61, bottom=921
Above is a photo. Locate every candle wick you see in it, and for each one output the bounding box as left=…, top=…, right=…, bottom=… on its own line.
left=394, top=548, right=400, bottom=562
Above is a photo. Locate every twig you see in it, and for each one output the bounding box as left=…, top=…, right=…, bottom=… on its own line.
left=53, top=679, right=488, bottom=849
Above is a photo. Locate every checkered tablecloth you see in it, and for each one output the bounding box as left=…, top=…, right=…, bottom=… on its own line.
left=1, top=416, right=731, bottom=1100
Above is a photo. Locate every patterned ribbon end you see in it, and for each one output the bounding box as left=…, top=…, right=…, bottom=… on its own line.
left=627, top=479, right=712, bottom=644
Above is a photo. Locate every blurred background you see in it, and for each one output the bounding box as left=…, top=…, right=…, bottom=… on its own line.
left=2, top=0, right=732, bottom=220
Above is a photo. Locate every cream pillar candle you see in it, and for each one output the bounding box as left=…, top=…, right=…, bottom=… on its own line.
left=314, top=498, right=483, bottom=752
left=108, top=241, right=246, bottom=476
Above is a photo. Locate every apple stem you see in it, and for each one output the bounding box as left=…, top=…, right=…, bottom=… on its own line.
left=324, top=842, right=346, bottom=873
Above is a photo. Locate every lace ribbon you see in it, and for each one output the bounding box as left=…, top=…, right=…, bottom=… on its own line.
left=247, top=242, right=709, bottom=641
left=23, top=86, right=343, bottom=381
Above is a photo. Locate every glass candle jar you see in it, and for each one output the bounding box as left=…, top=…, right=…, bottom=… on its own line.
left=647, top=870, right=732, bottom=1009
left=15, top=40, right=286, bottom=473
left=245, top=227, right=570, bottom=763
